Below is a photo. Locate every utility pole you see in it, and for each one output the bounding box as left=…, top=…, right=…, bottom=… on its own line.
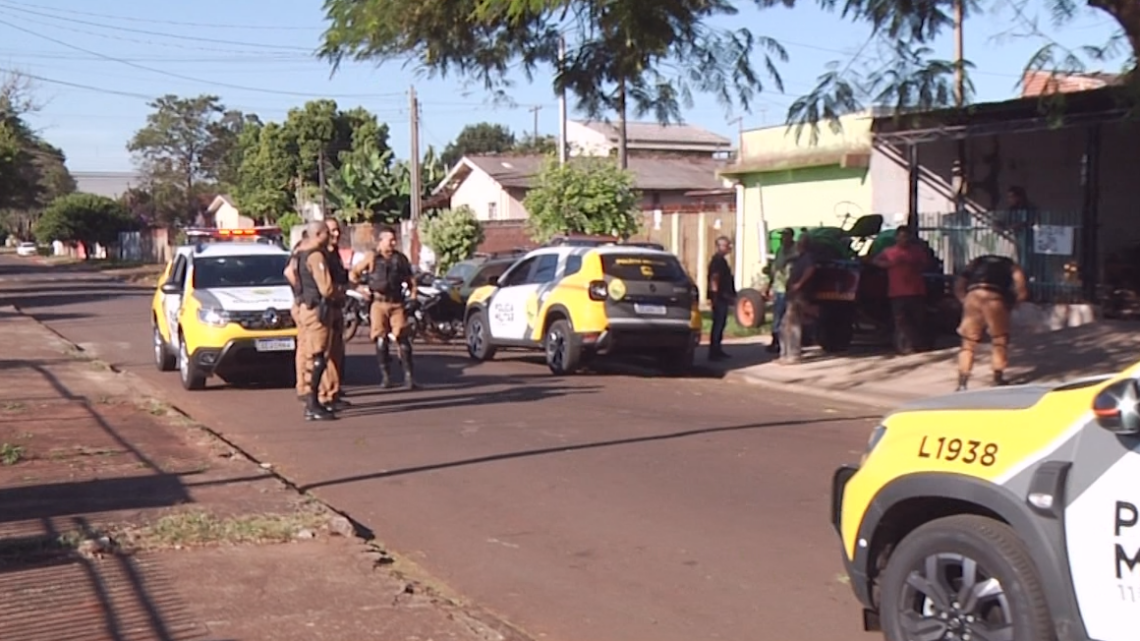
left=558, top=35, right=568, bottom=165
left=317, top=147, right=328, bottom=219
left=616, top=79, right=628, bottom=170
left=407, top=85, right=421, bottom=256
left=952, top=0, right=966, bottom=214
left=728, top=116, right=743, bottom=161
left=528, top=105, right=541, bottom=142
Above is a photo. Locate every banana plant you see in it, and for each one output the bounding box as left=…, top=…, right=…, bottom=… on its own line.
left=325, top=148, right=396, bottom=223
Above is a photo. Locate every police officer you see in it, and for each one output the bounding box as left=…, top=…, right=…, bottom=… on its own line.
left=323, top=218, right=349, bottom=406
left=954, top=253, right=1029, bottom=391
left=349, top=226, right=417, bottom=390
left=285, top=231, right=309, bottom=402
left=293, top=222, right=339, bottom=420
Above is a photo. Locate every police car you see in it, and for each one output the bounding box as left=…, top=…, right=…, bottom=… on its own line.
left=831, top=362, right=1140, bottom=641
left=150, top=227, right=298, bottom=390
left=464, top=238, right=702, bottom=375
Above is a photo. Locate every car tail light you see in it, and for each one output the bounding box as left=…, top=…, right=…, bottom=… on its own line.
left=588, top=280, right=608, bottom=301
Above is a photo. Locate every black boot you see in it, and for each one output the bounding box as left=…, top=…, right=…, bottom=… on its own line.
left=375, top=340, right=394, bottom=389
left=397, top=341, right=416, bottom=389
left=956, top=373, right=969, bottom=392
left=766, top=335, right=780, bottom=353
left=305, top=355, right=336, bottom=421
left=993, top=370, right=1008, bottom=387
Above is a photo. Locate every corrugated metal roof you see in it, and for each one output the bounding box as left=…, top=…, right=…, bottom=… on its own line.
left=464, top=154, right=727, bottom=191
left=73, top=171, right=145, bottom=199
left=576, top=120, right=731, bottom=147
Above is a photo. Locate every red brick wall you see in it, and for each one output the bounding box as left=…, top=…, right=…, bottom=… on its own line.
left=479, top=220, right=539, bottom=254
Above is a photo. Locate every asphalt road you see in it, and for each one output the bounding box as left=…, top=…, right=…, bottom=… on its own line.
left=0, top=254, right=883, bottom=641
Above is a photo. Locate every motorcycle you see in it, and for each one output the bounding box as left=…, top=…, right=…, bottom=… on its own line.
left=342, top=280, right=464, bottom=344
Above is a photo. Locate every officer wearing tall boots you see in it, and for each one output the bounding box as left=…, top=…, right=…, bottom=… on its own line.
left=294, top=222, right=339, bottom=420
left=323, top=218, right=348, bottom=406
left=349, top=226, right=417, bottom=390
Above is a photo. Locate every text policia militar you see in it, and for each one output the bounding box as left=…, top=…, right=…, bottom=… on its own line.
left=1116, top=501, right=1140, bottom=582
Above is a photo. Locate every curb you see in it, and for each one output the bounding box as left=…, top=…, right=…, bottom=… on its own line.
left=722, top=369, right=917, bottom=411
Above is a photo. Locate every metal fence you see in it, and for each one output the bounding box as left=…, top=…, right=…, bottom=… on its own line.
left=915, top=209, right=1086, bottom=304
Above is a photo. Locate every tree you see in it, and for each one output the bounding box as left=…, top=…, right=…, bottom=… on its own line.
left=128, top=94, right=250, bottom=226
left=33, top=193, right=137, bottom=255
left=0, top=72, right=75, bottom=236
left=523, top=157, right=641, bottom=242
left=515, top=133, right=558, bottom=155
left=419, top=205, right=485, bottom=274
left=441, top=122, right=517, bottom=168
left=233, top=121, right=295, bottom=222
left=326, top=148, right=398, bottom=222
left=319, top=0, right=784, bottom=166
left=283, top=100, right=391, bottom=188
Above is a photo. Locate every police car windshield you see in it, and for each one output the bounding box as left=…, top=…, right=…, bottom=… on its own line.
left=445, top=261, right=476, bottom=282
left=193, top=255, right=289, bottom=289
left=601, top=254, right=687, bottom=281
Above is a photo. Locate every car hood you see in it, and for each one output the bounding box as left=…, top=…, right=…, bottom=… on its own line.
left=889, top=374, right=1115, bottom=415
left=195, top=286, right=294, bottom=312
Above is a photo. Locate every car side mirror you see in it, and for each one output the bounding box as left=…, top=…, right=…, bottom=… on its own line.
left=1093, top=378, right=1140, bottom=435
left=487, top=276, right=499, bottom=287
left=161, top=282, right=181, bottom=295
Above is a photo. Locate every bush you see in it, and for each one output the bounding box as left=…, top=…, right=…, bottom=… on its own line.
left=419, top=206, right=484, bottom=275
left=34, top=192, right=137, bottom=255
left=523, top=157, right=641, bottom=243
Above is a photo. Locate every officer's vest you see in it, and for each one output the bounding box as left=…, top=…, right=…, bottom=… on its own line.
left=367, top=252, right=406, bottom=298
left=297, top=249, right=325, bottom=307
left=327, top=246, right=348, bottom=286
left=966, top=255, right=1015, bottom=292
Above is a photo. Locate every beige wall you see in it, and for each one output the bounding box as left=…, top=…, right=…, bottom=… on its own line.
left=448, top=167, right=527, bottom=221
left=214, top=203, right=255, bottom=229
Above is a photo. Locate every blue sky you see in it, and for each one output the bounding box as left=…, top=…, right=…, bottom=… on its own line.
left=0, top=0, right=1124, bottom=173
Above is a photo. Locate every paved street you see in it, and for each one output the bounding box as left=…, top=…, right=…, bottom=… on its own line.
left=0, top=254, right=882, bottom=641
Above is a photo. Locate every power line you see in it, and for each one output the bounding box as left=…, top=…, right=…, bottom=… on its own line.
left=0, top=0, right=319, bottom=31
left=0, top=49, right=315, bottom=63
left=0, top=19, right=405, bottom=99
left=0, top=2, right=315, bottom=51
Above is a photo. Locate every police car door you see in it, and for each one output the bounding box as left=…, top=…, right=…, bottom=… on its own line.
left=487, top=256, right=543, bottom=341
left=1062, top=374, right=1140, bottom=641
left=161, top=254, right=189, bottom=346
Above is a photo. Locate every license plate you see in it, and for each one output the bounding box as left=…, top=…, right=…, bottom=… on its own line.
left=254, top=338, right=295, bottom=352
left=633, top=303, right=667, bottom=315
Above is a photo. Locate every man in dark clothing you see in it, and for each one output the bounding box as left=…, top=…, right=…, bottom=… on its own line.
left=707, top=236, right=736, bottom=361
left=954, top=254, right=1029, bottom=391
left=873, top=225, right=932, bottom=355
left=350, top=226, right=418, bottom=389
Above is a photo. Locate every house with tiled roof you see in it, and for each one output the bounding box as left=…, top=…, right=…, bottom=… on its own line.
left=567, top=119, right=732, bottom=157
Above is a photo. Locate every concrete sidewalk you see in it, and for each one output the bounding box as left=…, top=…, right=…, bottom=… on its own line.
left=707, top=321, right=1140, bottom=409
left=0, top=306, right=529, bottom=641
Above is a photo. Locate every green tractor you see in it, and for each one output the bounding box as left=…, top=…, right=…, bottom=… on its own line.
left=735, top=215, right=958, bottom=353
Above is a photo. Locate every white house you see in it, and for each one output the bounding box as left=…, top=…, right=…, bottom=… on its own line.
left=434, top=154, right=730, bottom=222
left=206, top=195, right=255, bottom=229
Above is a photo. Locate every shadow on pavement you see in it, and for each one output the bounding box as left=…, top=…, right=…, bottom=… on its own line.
left=0, top=517, right=214, bottom=641
left=300, top=413, right=877, bottom=492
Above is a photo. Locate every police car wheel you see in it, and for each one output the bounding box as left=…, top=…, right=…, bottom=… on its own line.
left=544, top=319, right=581, bottom=375
left=880, top=514, right=1053, bottom=641
left=153, top=324, right=176, bottom=372
left=177, top=335, right=207, bottom=391
left=465, top=311, right=496, bottom=361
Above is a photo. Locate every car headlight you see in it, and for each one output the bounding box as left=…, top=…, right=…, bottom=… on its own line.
left=197, top=308, right=231, bottom=327
left=860, top=424, right=887, bottom=465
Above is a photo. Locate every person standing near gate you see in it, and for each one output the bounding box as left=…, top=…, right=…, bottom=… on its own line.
left=350, top=226, right=418, bottom=390
left=292, top=222, right=338, bottom=420
left=954, top=253, right=1029, bottom=391
left=779, top=233, right=816, bottom=364
left=707, top=236, right=735, bottom=361
left=764, top=228, right=795, bottom=354
left=872, top=225, right=931, bottom=355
